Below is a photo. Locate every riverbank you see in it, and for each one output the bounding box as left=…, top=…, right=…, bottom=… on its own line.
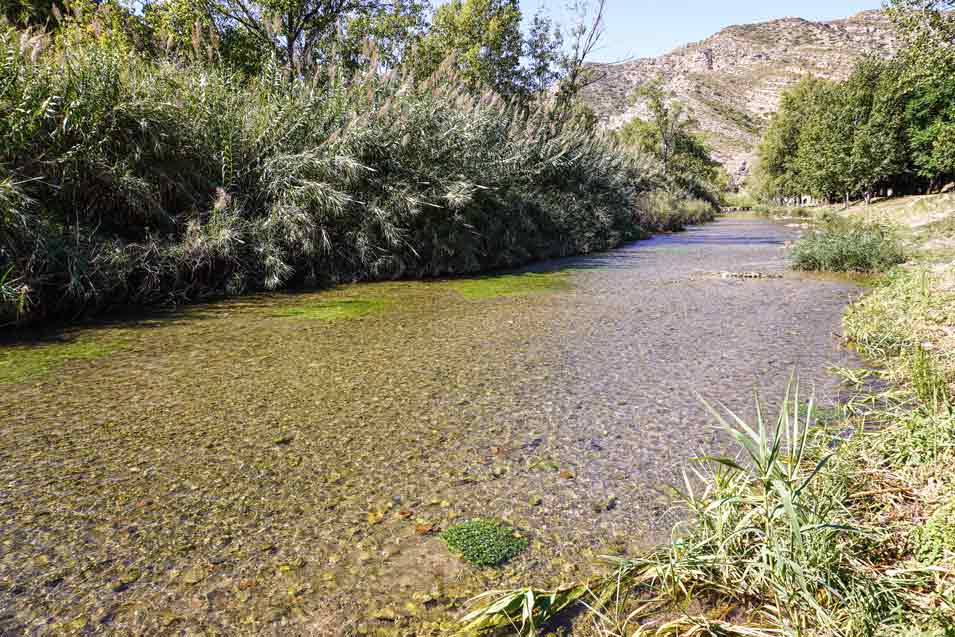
left=460, top=205, right=955, bottom=635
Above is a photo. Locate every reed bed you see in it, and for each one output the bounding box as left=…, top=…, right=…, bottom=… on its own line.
left=1, top=25, right=712, bottom=324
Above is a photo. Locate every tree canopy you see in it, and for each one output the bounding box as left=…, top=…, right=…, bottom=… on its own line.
left=752, top=1, right=955, bottom=203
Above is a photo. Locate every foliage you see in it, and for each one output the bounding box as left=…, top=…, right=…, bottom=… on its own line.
left=790, top=220, right=906, bottom=273
left=414, top=0, right=525, bottom=96
left=751, top=77, right=828, bottom=202
left=888, top=0, right=955, bottom=87
left=617, top=80, right=725, bottom=208
left=0, top=23, right=673, bottom=323
left=524, top=8, right=563, bottom=96
left=198, top=0, right=381, bottom=69
left=439, top=518, right=528, bottom=567
left=2, top=0, right=65, bottom=28
left=753, top=2, right=955, bottom=203
left=913, top=497, right=955, bottom=564
left=844, top=267, right=955, bottom=396
left=635, top=190, right=715, bottom=232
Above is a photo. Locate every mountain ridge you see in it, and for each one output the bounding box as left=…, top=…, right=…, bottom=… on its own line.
left=581, top=10, right=898, bottom=184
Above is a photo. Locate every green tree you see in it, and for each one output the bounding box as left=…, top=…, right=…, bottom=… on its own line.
left=617, top=79, right=722, bottom=204
left=889, top=0, right=955, bottom=190
left=2, top=0, right=66, bottom=28
left=338, top=0, right=429, bottom=71
left=198, top=0, right=382, bottom=69
left=844, top=58, right=908, bottom=203
left=413, top=0, right=525, bottom=96
left=904, top=75, right=955, bottom=186
left=888, top=0, right=955, bottom=85
left=752, top=77, right=828, bottom=203
left=793, top=80, right=853, bottom=203
left=524, top=8, right=563, bottom=96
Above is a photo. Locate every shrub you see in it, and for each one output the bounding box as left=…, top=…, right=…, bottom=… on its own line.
left=635, top=190, right=716, bottom=232
left=0, top=27, right=681, bottom=323
left=439, top=518, right=528, bottom=567
left=790, top=221, right=906, bottom=272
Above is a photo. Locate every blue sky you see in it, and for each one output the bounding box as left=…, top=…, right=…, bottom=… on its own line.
left=522, top=0, right=884, bottom=62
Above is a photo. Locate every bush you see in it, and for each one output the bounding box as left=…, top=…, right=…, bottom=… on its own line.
left=0, top=27, right=683, bottom=323
left=635, top=190, right=716, bottom=232
left=790, top=221, right=906, bottom=273
left=440, top=518, right=528, bottom=567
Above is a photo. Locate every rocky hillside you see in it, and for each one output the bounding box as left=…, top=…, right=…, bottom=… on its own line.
left=582, top=10, right=898, bottom=184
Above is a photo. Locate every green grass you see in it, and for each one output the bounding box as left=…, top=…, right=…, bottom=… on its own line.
left=913, top=497, right=955, bottom=564
left=0, top=339, right=120, bottom=385
left=791, top=221, right=907, bottom=273
left=272, top=297, right=387, bottom=321
left=439, top=518, right=528, bottom=567
left=447, top=272, right=571, bottom=300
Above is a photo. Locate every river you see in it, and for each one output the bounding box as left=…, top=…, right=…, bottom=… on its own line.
left=0, top=217, right=862, bottom=635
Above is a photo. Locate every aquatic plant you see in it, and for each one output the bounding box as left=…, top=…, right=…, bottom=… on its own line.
left=440, top=518, right=528, bottom=567
left=0, top=339, right=119, bottom=384
left=447, top=272, right=571, bottom=300
left=272, top=297, right=387, bottom=321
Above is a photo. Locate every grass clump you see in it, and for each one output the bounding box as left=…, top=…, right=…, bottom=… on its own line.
left=272, top=297, right=386, bottom=321
left=0, top=339, right=119, bottom=385
left=635, top=191, right=716, bottom=232
left=448, top=272, right=571, bottom=300
left=791, top=220, right=906, bottom=273
left=914, top=498, right=955, bottom=565
left=440, top=518, right=528, bottom=567
left=845, top=267, right=955, bottom=398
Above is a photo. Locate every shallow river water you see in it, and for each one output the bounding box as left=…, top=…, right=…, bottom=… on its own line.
left=0, top=218, right=863, bottom=635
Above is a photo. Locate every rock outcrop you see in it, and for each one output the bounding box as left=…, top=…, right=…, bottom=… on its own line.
left=581, top=11, right=898, bottom=184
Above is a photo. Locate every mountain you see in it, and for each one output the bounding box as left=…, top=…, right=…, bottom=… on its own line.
left=581, top=10, right=898, bottom=184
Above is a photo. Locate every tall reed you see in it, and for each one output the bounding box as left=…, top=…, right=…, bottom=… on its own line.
left=0, top=25, right=683, bottom=323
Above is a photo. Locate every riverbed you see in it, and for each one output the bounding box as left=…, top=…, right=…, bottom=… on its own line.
left=0, top=218, right=863, bottom=635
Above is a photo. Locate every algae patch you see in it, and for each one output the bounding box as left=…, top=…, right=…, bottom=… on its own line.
left=273, top=297, right=387, bottom=321
left=447, top=272, right=571, bottom=300
left=0, top=339, right=119, bottom=385
left=440, top=518, right=528, bottom=567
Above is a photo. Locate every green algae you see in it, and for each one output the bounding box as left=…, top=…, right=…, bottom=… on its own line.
left=446, top=272, right=571, bottom=300
left=440, top=519, right=528, bottom=567
left=272, top=297, right=388, bottom=320
left=0, top=339, right=119, bottom=385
